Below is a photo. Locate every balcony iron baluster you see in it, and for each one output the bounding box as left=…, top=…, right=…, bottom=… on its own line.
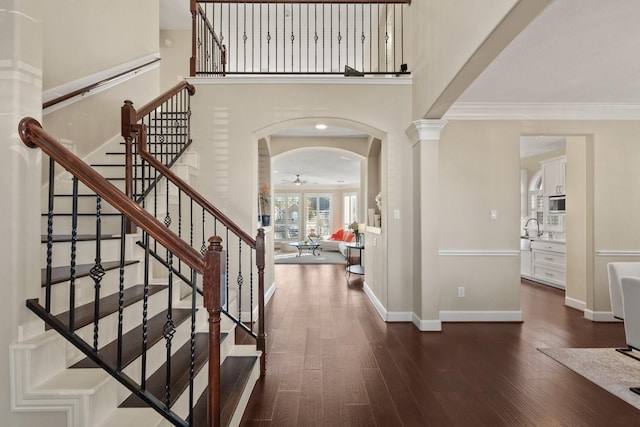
left=45, top=157, right=55, bottom=313
left=201, top=207, right=206, bottom=254
left=250, top=249, right=254, bottom=329
left=69, top=177, right=79, bottom=332
left=91, top=195, right=105, bottom=352
left=237, top=239, right=243, bottom=324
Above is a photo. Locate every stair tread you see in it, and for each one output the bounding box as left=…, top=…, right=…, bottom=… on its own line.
left=72, top=308, right=193, bottom=369
left=191, top=356, right=259, bottom=427
left=47, top=284, right=167, bottom=332
left=119, top=332, right=209, bottom=408
left=42, top=260, right=138, bottom=286
left=41, top=234, right=120, bottom=243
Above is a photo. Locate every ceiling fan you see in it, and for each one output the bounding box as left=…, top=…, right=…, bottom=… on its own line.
left=282, top=174, right=308, bottom=186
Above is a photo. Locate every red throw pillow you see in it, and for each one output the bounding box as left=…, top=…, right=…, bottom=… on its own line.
left=345, top=232, right=355, bottom=242
left=330, top=229, right=344, bottom=240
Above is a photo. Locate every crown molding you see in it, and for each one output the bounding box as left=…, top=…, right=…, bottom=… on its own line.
left=444, top=102, right=640, bottom=120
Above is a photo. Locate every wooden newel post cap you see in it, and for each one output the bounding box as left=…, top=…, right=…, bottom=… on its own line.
left=208, top=236, right=223, bottom=252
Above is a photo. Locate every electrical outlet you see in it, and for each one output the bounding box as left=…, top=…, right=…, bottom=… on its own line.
left=457, top=286, right=465, bottom=298
left=491, top=209, right=498, bottom=220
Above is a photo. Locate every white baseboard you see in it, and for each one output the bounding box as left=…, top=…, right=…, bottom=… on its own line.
left=439, top=310, right=523, bottom=322
left=411, top=313, right=442, bottom=331
left=565, top=296, right=586, bottom=311
left=362, top=281, right=387, bottom=322
left=585, top=309, right=621, bottom=322
left=265, top=281, right=276, bottom=306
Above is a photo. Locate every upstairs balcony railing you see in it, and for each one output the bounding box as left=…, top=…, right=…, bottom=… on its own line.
left=191, top=0, right=411, bottom=76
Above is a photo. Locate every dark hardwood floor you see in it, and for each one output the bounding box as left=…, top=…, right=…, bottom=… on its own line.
left=241, top=266, right=640, bottom=426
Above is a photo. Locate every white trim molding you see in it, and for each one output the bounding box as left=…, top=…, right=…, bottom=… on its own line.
left=565, top=296, right=586, bottom=312
left=439, top=250, right=519, bottom=257
left=411, top=313, right=442, bottom=332
left=405, top=119, right=448, bottom=144
left=595, top=250, right=640, bottom=257
left=445, top=102, right=640, bottom=120
left=585, top=310, right=619, bottom=322
left=363, top=281, right=388, bottom=322
left=190, top=74, right=412, bottom=86
left=440, top=310, right=523, bottom=322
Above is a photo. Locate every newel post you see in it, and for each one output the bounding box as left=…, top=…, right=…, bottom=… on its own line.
left=204, top=236, right=224, bottom=427
left=121, top=100, right=137, bottom=233
left=256, top=228, right=266, bottom=376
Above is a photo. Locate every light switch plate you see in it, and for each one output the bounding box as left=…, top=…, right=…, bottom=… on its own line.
left=394, top=209, right=400, bottom=219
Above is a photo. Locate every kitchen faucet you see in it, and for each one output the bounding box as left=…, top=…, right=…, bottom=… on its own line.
left=524, top=218, right=542, bottom=237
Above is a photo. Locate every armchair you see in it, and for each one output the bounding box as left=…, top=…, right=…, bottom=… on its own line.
left=607, top=262, right=640, bottom=320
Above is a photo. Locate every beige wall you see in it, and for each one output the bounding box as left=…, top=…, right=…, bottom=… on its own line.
left=160, top=29, right=192, bottom=90
left=444, top=119, right=640, bottom=318
left=189, top=82, right=412, bottom=313
left=438, top=121, right=522, bottom=313
left=43, top=0, right=159, bottom=89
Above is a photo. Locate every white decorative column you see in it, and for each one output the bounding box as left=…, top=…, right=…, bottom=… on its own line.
left=406, top=119, right=447, bottom=331
left=0, top=2, right=57, bottom=426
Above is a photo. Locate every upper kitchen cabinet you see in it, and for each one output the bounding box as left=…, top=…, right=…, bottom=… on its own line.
left=541, top=156, right=566, bottom=196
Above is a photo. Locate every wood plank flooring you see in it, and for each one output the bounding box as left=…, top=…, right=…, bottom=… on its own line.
left=241, top=266, right=640, bottom=426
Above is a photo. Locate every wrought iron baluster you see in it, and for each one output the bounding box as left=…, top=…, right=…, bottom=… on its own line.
left=250, top=248, right=254, bottom=329
left=385, top=4, right=389, bottom=72
left=69, top=177, right=79, bottom=332
left=91, top=195, right=105, bottom=352
left=188, top=269, right=197, bottom=426
left=201, top=207, right=207, bottom=254
left=243, top=2, right=247, bottom=73
left=164, top=250, right=175, bottom=407
left=237, top=238, right=243, bottom=324
left=141, top=232, right=150, bottom=389
left=117, top=215, right=127, bottom=371
left=361, top=3, right=365, bottom=72
left=45, top=157, right=55, bottom=313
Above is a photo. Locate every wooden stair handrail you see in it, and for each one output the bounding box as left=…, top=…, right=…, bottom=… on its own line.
left=122, top=101, right=257, bottom=248
left=134, top=81, right=196, bottom=121
left=18, top=117, right=206, bottom=273
left=43, top=58, right=161, bottom=110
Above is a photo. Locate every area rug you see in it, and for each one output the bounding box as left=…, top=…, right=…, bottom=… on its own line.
left=274, top=250, right=347, bottom=265
left=539, top=347, right=640, bottom=410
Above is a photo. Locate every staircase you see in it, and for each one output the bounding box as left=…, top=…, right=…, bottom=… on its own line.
left=12, top=83, right=265, bottom=427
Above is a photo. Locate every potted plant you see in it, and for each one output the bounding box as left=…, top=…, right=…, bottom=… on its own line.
left=259, top=184, right=271, bottom=226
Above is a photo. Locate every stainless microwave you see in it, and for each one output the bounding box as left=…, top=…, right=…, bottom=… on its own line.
left=549, top=195, right=565, bottom=213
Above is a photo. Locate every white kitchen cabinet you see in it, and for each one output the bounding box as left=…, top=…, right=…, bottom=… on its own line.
left=531, top=240, right=566, bottom=289
left=541, top=156, right=566, bottom=196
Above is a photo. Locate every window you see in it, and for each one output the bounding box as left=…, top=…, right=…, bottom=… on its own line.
left=343, top=192, right=358, bottom=229
left=274, top=193, right=301, bottom=241
left=304, top=194, right=331, bottom=237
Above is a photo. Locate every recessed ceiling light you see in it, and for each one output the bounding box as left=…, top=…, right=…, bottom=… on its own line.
left=340, top=156, right=351, bottom=161
left=315, top=123, right=328, bottom=130
left=337, top=180, right=345, bottom=183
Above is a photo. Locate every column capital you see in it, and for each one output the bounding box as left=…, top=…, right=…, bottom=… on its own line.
left=405, top=119, right=448, bottom=145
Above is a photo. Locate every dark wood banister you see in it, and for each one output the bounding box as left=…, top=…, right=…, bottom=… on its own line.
left=196, top=0, right=410, bottom=3
left=134, top=81, right=196, bottom=121
left=123, top=100, right=257, bottom=247
left=19, top=117, right=205, bottom=272
left=43, top=58, right=161, bottom=110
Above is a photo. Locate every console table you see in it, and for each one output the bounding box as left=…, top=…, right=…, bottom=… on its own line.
left=289, top=241, right=321, bottom=257
left=345, top=242, right=364, bottom=279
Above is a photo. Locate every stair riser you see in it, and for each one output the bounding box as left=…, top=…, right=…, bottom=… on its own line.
left=42, top=215, right=125, bottom=237
left=40, top=238, right=123, bottom=268
left=44, top=263, right=141, bottom=316
left=43, top=196, right=123, bottom=215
